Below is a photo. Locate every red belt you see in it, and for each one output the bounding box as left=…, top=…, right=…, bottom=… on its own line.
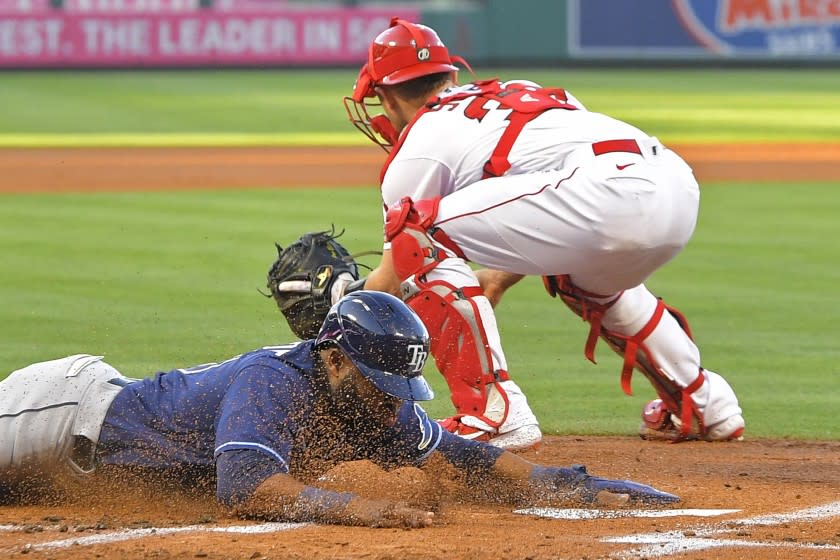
left=592, top=139, right=642, bottom=156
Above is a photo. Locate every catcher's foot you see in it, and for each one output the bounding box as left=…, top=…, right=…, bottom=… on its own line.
left=440, top=417, right=542, bottom=451
left=639, top=399, right=745, bottom=442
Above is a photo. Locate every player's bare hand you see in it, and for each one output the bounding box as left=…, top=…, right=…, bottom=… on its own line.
left=378, top=502, right=434, bottom=528
left=345, top=498, right=434, bottom=528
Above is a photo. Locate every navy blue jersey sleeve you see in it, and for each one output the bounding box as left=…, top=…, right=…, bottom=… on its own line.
left=384, top=403, right=505, bottom=477
left=214, top=363, right=310, bottom=504
left=216, top=449, right=283, bottom=506
left=432, top=429, right=506, bottom=476
left=378, top=402, right=444, bottom=466
left=387, top=402, right=503, bottom=476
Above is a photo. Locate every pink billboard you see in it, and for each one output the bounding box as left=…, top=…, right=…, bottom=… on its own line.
left=0, top=3, right=419, bottom=67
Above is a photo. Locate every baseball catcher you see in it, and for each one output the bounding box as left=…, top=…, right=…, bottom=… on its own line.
left=266, top=228, right=365, bottom=339
left=340, top=17, right=745, bottom=447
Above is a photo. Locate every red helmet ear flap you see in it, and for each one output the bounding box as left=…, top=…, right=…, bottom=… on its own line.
left=352, top=64, right=376, bottom=102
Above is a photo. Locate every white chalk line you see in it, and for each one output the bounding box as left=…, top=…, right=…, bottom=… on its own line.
left=730, top=501, right=840, bottom=527
left=4, top=501, right=839, bottom=555
left=604, top=532, right=840, bottom=556
left=513, top=508, right=741, bottom=520
left=1, top=521, right=309, bottom=552
left=604, top=500, right=840, bottom=558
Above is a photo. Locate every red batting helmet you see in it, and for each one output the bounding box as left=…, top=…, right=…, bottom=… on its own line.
left=343, top=17, right=471, bottom=151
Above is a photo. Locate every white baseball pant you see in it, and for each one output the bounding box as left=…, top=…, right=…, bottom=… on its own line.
left=0, top=354, right=129, bottom=475
left=418, top=138, right=741, bottom=433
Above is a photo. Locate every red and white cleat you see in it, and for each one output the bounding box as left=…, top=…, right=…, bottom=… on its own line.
left=440, top=416, right=542, bottom=451
left=639, top=399, right=745, bottom=442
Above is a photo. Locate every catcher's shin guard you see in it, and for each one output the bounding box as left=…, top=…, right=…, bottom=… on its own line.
left=386, top=197, right=511, bottom=429
left=543, top=275, right=742, bottom=441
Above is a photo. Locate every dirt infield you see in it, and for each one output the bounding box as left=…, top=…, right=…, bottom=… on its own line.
left=1, top=144, right=839, bottom=559
left=0, top=143, right=839, bottom=193
left=1, top=438, right=838, bottom=559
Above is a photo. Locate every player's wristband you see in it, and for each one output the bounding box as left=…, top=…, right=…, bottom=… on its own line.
left=344, top=277, right=367, bottom=295
left=294, top=486, right=355, bottom=519
left=330, top=274, right=367, bottom=306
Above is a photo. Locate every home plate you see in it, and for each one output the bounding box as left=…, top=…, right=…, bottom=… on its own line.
left=514, top=508, right=741, bottom=520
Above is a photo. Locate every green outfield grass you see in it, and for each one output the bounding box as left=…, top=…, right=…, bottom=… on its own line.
left=1, top=183, right=838, bottom=439
left=0, top=68, right=839, bottom=144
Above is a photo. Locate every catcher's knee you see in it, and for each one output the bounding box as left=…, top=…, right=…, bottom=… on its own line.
left=386, top=197, right=466, bottom=282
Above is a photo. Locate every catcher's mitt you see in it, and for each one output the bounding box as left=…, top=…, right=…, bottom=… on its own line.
left=267, top=228, right=360, bottom=339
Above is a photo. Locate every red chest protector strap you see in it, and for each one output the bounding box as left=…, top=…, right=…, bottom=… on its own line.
left=380, top=80, right=578, bottom=183
left=480, top=84, right=577, bottom=178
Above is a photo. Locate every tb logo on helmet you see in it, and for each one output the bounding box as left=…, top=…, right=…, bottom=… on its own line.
left=407, top=344, right=428, bottom=373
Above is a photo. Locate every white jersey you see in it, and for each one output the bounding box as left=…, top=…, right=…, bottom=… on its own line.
left=380, top=80, right=651, bottom=209
left=376, top=78, right=742, bottom=443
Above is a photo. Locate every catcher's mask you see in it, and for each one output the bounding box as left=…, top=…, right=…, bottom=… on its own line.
left=343, top=16, right=470, bottom=152
left=315, top=291, right=434, bottom=401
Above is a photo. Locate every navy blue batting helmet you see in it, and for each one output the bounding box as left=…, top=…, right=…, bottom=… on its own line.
left=315, top=291, right=434, bottom=401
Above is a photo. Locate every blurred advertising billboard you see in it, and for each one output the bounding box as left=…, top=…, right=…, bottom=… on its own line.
left=569, top=0, right=840, bottom=59
left=0, top=1, right=417, bottom=67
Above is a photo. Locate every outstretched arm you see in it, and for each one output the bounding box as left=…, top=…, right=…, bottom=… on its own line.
left=431, top=433, right=680, bottom=506
left=238, top=472, right=434, bottom=529
left=218, top=450, right=432, bottom=528
left=216, top=449, right=434, bottom=528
